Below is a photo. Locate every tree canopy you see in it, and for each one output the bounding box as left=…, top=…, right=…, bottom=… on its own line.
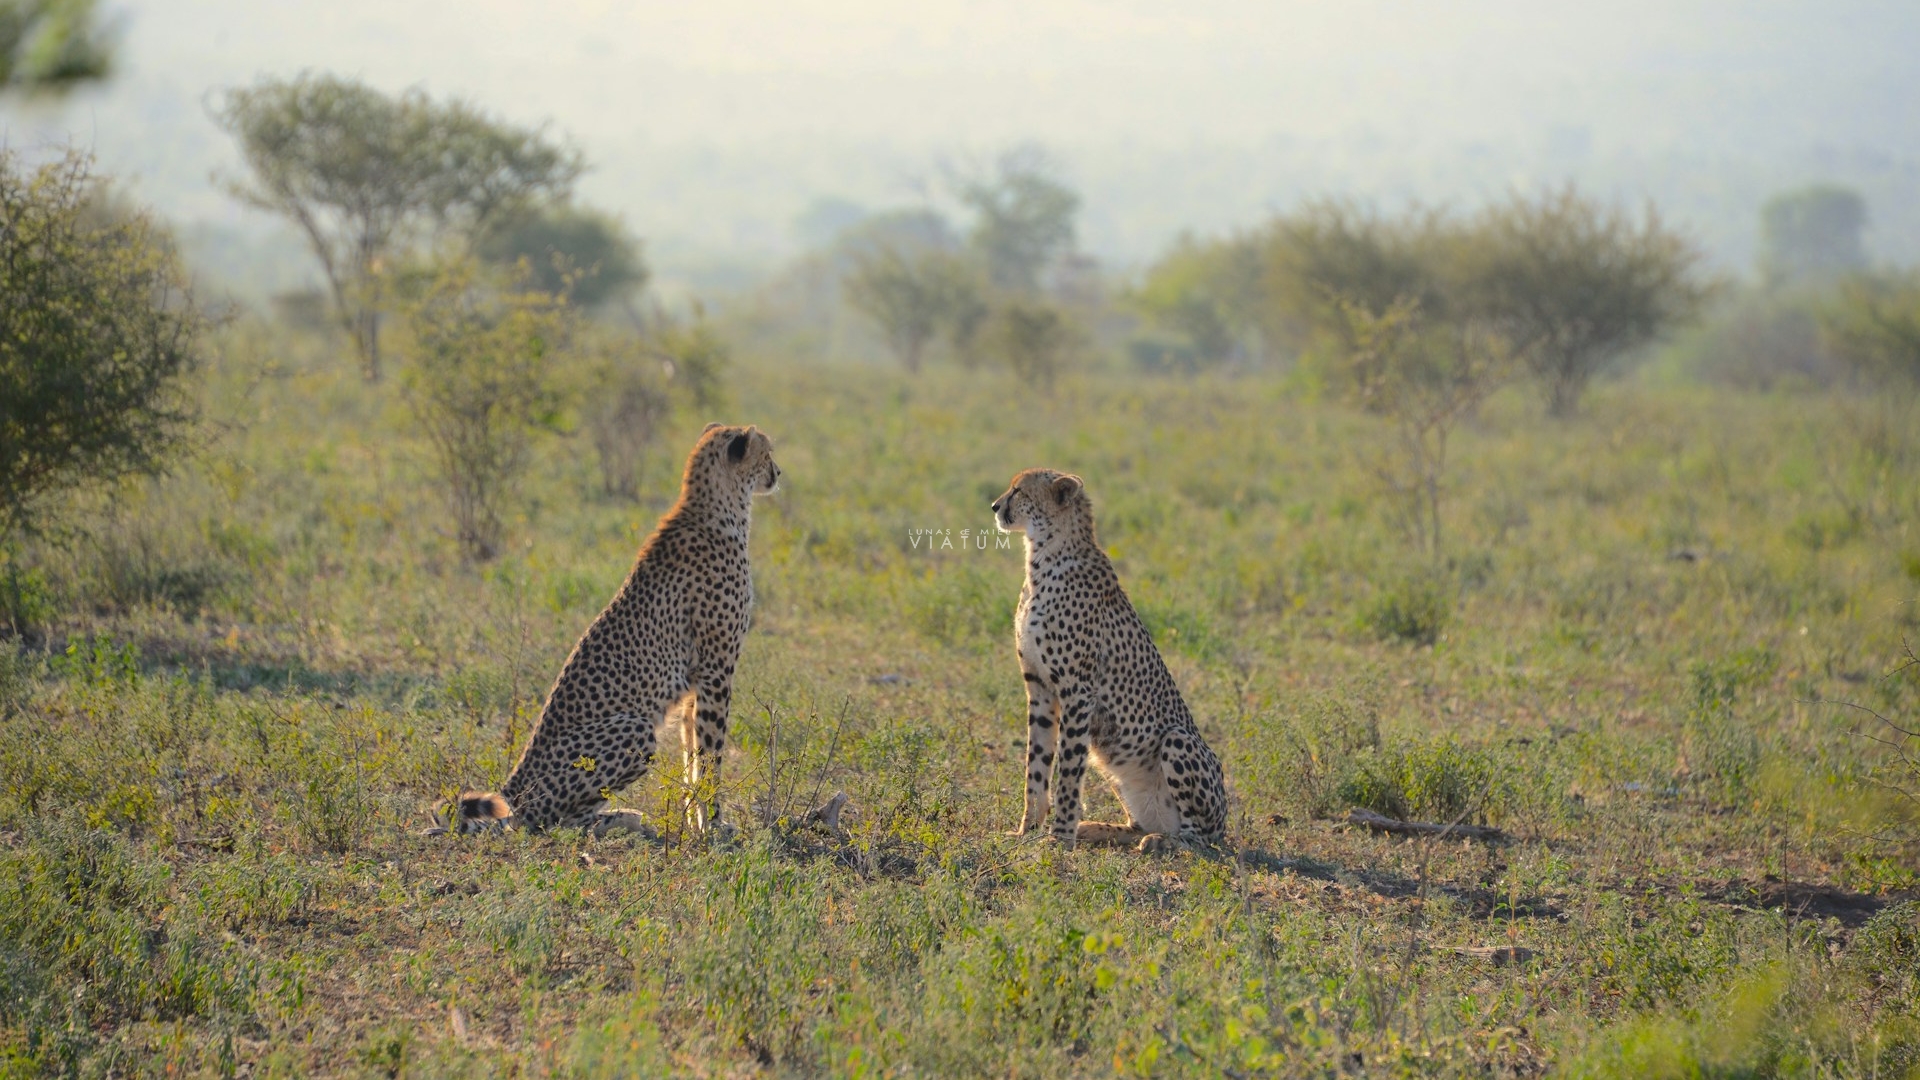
left=956, top=147, right=1079, bottom=294
left=1465, top=188, right=1708, bottom=415
left=1132, top=188, right=1705, bottom=414
left=475, top=203, right=648, bottom=311
left=211, top=72, right=583, bottom=380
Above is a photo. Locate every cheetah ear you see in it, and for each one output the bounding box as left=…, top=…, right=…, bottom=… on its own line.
left=703, top=422, right=724, bottom=433
left=1051, top=474, right=1082, bottom=505
left=727, top=432, right=750, bottom=462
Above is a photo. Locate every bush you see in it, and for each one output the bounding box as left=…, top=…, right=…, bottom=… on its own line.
left=1336, top=739, right=1501, bottom=824
left=397, top=255, right=572, bottom=561
left=983, top=297, right=1074, bottom=389
left=1361, top=570, right=1452, bottom=645
left=1680, top=649, right=1775, bottom=797
left=1240, top=690, right=1383, bottom=820
left=0, top=149, right=205, bottom=539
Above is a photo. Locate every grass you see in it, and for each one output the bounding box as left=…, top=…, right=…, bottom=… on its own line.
left=1, top=321, right=1918, bottom=1076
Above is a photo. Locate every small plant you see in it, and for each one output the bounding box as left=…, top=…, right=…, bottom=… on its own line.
left=50, top=633, right=138, bottom=685
left=1361, top=570, right=1452, bottom=646
left=1340, top=297, right=1509, bottom=558
left=1337, top=738, right=1501, bottom=823
left=0, top=556, right=55, bottom=634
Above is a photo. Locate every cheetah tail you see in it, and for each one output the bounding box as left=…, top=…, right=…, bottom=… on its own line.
left=432, top=790, right=516, bottom=835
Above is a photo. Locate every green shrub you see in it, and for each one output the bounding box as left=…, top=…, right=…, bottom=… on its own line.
left=1361, top=571, right=1452, bottom=645
left=0, top=560, right=54, bottom=634
left=679, top=852, right=837, bottom=1064
left=1337, top=738, right=1501, bottom=823
left=906, top=563, right=1014, bottom=645
left=1846, top=901, right=1920, bottom=1010
left=1135, top=599, right=1225, bottom=661
left=477, top=888, right=561, bottom=983
left=1239, top=690, right=1382, bottom=820
left=0, top=817, right=258, bottom=1032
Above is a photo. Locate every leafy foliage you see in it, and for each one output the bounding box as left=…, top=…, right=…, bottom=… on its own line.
left=843, top=246, right=982, bottom=374
left=0, top=0, right=114, bottom=93
left=955, top=146, right=1080, bottom=294
left=0, top=150, right=203, bottom=539
left=1134, top=188, right=1707, bottom=416
left=981, top=296, right=1075, bottom=390
left=1339, top=298, right=1509, bottom=555
left=576, top=306, right=728, bottom=501
left=475, top=202, right=647, bottom=310
left=1126, top=233, right=1265, bottom=370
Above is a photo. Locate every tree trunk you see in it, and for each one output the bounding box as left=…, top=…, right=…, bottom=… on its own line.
left=1546, top=372, right=1583, bottom=417
left=354, top=308, right=383, bottom=382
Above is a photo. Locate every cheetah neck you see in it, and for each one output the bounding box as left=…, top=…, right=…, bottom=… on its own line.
left=1021, top=517, right=1095, bottom=565
left=670, top=475, right=754, bottom=542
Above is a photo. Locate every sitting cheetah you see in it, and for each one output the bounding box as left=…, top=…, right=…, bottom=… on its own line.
left=434, top=424, right=780, bottom=837
left=991, top=468, right=1228, bottom=852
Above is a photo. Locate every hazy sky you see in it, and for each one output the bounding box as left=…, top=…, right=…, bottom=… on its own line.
left=6, top=0, right=1916, bottom=289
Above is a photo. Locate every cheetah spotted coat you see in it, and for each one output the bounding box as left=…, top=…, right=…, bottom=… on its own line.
left=446, top=424, right=779, bottom=835
left=992, top=468, right=1229, bottom=850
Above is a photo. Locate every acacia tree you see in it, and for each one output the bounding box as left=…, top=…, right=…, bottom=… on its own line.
left=0, top=150, right=203, bottom=538
left=212, top=73, right=582, bottom=380
left=843, top=246, right=980, bottom=373
left=1264, top=200, right=1452, bottom=345
left=1465, top=187, right=1706, bottom=416
left=955, top=146, right=1079, bottom=294
left=837, top=209, right=983, bottom=373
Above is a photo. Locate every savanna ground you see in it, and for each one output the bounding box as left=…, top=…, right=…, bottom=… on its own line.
left=3, top=323, right=1919, bottom=1078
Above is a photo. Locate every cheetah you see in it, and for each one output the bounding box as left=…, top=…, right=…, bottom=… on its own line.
left=991, top=468, right=1228, bottom=852
left=433, top=423, right=780, bottom=837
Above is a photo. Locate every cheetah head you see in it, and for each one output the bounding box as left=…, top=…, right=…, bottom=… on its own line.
left=991, top=468, right=1086, bottom=542
left=698, top=423, right=781, bottom=496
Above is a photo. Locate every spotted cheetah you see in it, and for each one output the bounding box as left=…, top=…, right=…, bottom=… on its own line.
left=991, top=468, right=1228, bottom=852
left=434, top=424, right=780, bottom=837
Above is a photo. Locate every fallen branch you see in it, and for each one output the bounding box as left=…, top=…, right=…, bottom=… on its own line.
left=1347, top=807, right=1505, bottom=842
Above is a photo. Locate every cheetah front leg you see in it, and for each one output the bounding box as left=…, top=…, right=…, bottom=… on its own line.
left=1046, top=672, right=1097, bottom=850
left=1011, top=669, right=1060, bottom=835
left=685, top=667, right=734, bottom=835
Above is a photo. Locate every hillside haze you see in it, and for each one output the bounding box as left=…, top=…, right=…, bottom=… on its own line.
left=4, top=0, right=1916, bottom=294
